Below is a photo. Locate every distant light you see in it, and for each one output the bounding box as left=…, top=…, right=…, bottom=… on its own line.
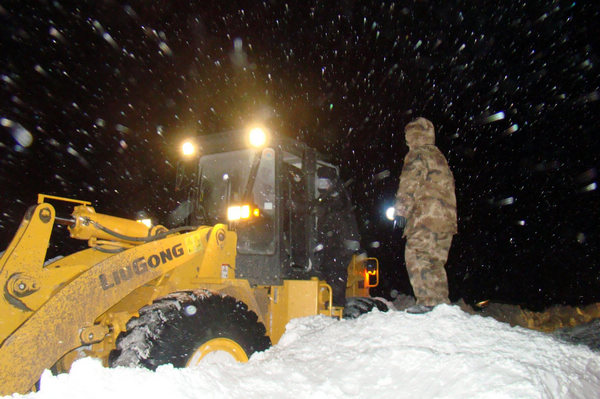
left=583, top=182, right=597, bottom=192
left=248, top=127, right=267, bottom=147
left=385, top=207, right=395, bottom=221
left=181, top=140, right=196, bottom=157
left=517, top=220, right=526, bottom=226
left=484, top=111, right=505, bottom=124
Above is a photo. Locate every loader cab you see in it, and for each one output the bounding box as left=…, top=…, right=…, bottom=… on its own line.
left=189, top=131, right=357, bottom=285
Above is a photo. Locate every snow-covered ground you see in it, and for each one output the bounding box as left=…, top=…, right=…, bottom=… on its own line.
left=7, top=305, right=600, bottom=399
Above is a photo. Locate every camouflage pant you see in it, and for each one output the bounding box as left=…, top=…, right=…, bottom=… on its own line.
left=404, top=228, right=453, bottom=306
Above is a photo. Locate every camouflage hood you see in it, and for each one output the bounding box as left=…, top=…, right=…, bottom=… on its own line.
left=405, top=117, right=435, bottom=148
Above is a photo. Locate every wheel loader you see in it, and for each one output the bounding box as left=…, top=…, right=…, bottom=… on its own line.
left=0, top=129, right=386, bottom=395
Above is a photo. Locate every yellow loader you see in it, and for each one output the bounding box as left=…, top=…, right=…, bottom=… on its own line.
left=0, top=130, right=386, bottom=395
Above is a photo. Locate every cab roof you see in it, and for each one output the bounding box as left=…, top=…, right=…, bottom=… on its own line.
left=196, top=130, right=331, bottom=163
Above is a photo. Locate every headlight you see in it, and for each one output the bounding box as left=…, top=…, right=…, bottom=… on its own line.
left=227, top=204, right=259, bottom=221
left=248, top=126, right=268, bottom=148
left=181, top=140, right=197, bottom=157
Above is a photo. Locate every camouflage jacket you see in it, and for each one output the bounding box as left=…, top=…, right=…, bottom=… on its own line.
left=394, top=144, right=457, bottom=236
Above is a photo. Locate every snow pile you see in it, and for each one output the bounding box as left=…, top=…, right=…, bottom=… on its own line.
left=9, top=305, right=600, bottom=399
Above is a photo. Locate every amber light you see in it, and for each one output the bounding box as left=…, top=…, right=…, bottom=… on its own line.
left=227, top=204, right=260, bottom=222
left=365, top=269, right=378, bottom=288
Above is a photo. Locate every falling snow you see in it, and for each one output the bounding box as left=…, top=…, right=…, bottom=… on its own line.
left=0, top=1, right=598, bottom=310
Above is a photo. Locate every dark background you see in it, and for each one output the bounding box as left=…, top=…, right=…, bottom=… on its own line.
left=1, top=1, right=598, bottom=311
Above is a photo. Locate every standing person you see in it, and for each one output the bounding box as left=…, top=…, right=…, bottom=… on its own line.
left=394, top=117, right=457, bottom=314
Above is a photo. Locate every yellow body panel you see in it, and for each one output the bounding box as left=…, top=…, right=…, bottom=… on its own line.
left=0, top=197, right=376, bottom=395
left=0, top=229, right=221, bottom=394
left=268, top=278, right=342, bottom=343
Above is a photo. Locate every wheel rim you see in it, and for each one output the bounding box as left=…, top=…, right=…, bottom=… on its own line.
left=186, top=338, right=249, bottom=366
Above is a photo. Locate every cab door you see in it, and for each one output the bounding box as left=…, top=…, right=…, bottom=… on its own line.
left=234, top=148, right=280, bottom=284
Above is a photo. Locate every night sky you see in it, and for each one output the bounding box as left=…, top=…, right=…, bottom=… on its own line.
left=1, top=1, right=598, bottom=311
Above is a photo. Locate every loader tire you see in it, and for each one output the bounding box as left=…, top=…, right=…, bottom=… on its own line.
left=108, top=290, right=270, bottom=370
left=343, top=297, right=390, bottom=319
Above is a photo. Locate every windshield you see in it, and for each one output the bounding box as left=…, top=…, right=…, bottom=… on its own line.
left=198, top=149, right=255, bottom=224
left=199, top=148, right=276, bottom=255
left=198, top=148, right=275, bottom=224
